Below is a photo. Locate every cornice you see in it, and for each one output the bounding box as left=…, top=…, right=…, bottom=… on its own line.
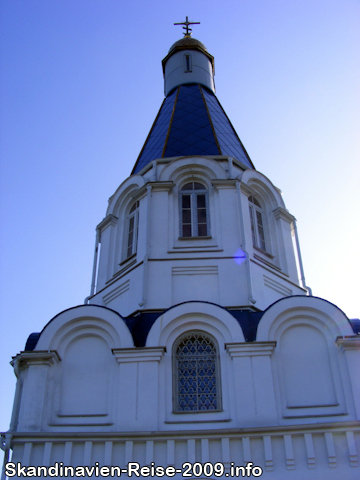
left=239, top=182, right=254, bottom=196
left=97, top=214, right=118, bottom=231
left=336, top=336, right=360, bottom=351
left=273, top=207, right=295, bottom=223
left=112, top=347, right=166, bottom=363
left=11, top=350, right=61, bottom=367
left=211, top=179, right=237, bottom=189
left=148, top=181, right=175, bottom=192
left=225, top=342, right=276, bottom=358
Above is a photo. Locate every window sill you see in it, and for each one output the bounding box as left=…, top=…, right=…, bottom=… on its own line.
left=178, top=236, right=212, bottom=240
left=253, top=245, right=274, bottom=259
left=165, top=418, right=231, bottom=424
left=119, top=252, right=136, bottom=266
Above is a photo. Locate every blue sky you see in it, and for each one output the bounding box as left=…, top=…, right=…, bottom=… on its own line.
left=1, top=0, right=359, bottom=431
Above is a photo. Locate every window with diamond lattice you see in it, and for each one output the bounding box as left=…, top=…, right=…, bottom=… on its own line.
left=174, top=332, right=221, bottom=412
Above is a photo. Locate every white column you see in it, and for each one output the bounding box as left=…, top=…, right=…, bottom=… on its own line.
left=16, top=351, right=60, bottom=431
left=226, top=342, right=277, bottom=426
left=336, top=336, right=360, bottom=419
left=112, top=347, right=165, bottom=431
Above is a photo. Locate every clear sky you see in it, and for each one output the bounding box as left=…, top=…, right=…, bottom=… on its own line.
left=0, top=0, right=359, bottom=431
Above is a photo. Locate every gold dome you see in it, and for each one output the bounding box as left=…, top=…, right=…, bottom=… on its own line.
left=168, top=36, right=208, bottom=54
left=162, top=36, right=214, bottom=73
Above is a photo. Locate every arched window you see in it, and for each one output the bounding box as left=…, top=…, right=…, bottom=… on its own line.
left=173, top=331, right=221, bottom=412
left=248, top=195, right=266, bottom=251
left=180, top=182, right=209, bottom=238
left=126, top=201, right=139, bottom=258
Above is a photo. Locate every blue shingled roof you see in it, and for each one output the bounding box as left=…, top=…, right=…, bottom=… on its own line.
left=132, top=84, right=254, bottom=174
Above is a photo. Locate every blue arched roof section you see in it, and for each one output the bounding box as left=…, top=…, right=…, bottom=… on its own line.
left=24, top=297, right=358, bottom=351
left=132, top=84, right=255, bottom=174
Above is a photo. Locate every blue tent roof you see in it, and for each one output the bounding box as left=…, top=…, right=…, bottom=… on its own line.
left=132, top=84, right=254, bottom=174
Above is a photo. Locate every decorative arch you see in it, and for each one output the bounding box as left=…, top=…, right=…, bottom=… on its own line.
left=159, top=156, right=226, bottom=183
left=256, top=296, right=354, bottom=420
left=240, top=169, right=285, bottom=211
left=34, top=305, right=133, bottom=425
left=256, top=296, right=353, bottom=341
left=146, top=302, right=244, bottom=426
left=106, top=175, right=145, bottom=217
left=146, top=302, right=245, bottom=347
left=35, top=305, right=134, bottom=351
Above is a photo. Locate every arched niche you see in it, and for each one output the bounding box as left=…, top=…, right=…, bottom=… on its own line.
left=256, top=296, right=354, bottom=420
left=35, top=305, right=133, bottom=425
left=59, top=333, right=113, bottom=416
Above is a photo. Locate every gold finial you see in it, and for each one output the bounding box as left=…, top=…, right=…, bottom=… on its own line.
left=174, top=16, right=200, bottom=37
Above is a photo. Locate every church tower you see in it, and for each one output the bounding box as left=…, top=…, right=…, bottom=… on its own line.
left=89, top=25, right=305, bottom=317
left=2, top=19, right=360, bottom=480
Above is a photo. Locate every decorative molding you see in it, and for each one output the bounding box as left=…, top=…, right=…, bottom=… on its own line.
left=239, top=182, right=254, bottom=196
left=336, top=336, right=360, bottom=351
left=97, top=214, right=118, bottom=232
left=284, top=434, right=295, bottom=470
left=172, top=265, right=218, bottom=276
left=225, top=342, right=276, bottom=358
left=273, top=207, right=295, bottom=223
left=112, top=347, right=166, bottom=363
left=148, top=181, right=175, bottom=192
left=263, top=274, right=292, bottom=297
left=12, top=350, right=61, bottom=367
left=325, top=432, right=337, bottom=468
left=211, top=179, right=237, bottom=189
left=346, top=431, right=358, bottom=467
left=263, top=435, right=273, bottom=471
left=131, top=184, right=148, bottom=201
left=103, top=279, right=130, bottom=304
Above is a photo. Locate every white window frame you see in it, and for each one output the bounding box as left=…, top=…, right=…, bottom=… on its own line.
left=179, top=182, right=210, bottom=238
left=126, top=200, right=139, bottom=259
left=248, top=195, right=266, bottom=251
left=173, top=331, right=222, bottom=413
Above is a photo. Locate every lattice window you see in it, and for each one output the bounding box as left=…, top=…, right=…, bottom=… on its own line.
left=174, top=331, right=221, bottom=412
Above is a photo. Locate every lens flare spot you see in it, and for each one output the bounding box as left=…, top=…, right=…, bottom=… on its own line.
left=234, top=249, right=246, bottom=265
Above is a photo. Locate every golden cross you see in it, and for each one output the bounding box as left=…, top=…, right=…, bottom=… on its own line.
left=174, top=16, right=200, bottom=37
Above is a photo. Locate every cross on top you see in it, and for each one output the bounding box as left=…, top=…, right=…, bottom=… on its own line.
left=174, top=16, right=200, bottom=37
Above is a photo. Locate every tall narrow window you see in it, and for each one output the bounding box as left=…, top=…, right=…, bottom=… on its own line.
left=184, top=54, right=192, bottom=72
left=127, top=200, right=139, bottom=258
left=180, top=182, right=209, bottom=238
left=248, top=195, right=266, bottom=251
left=174, top=331, right=220, bottom=412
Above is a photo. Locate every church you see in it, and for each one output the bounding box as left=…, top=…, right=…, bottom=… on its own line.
left=2, top=18, right=359, bottom=479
